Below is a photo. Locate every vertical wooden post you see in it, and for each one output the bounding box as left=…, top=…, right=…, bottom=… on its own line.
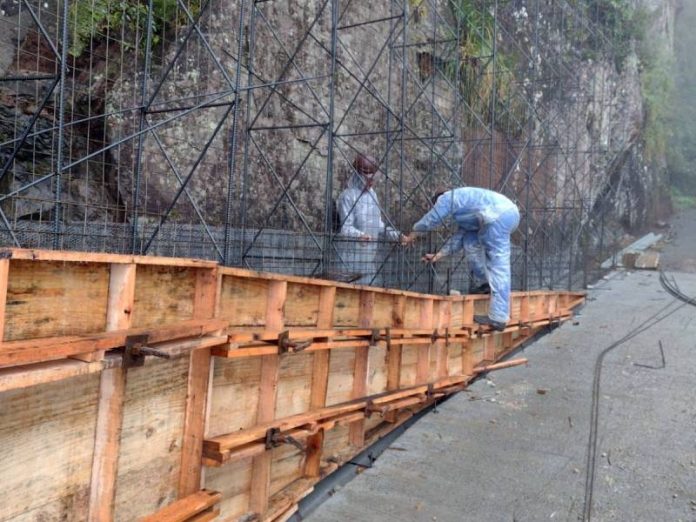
left=304, top=286, right=335, bottom=477
left=483, top=335, right=495, bottom=362
left=520, top=295, right=530, bottom=325
left=463, top=298, right=474, bottom=326
left=435, top=301, right=451, bottom=379
left=0, top=258, right=9, bottom=343
left=249, top=280, right=287, bottom=515
left=348, top=290, right=374, bottom=448
left=462, top=340, right=474, bottom=377
left=178, top=267, right=219, bottom=497
left=88, top=263, right=136, bottom=522
left=385, top=295, right=405, bottom=423
left=416, top=299, right=434, bottom=384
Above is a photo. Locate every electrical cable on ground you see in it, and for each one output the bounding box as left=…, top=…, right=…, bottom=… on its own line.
left=581, top=271, right=695, bottom=521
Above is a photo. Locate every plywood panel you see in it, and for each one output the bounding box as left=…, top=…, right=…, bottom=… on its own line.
left=399, top=345, right=419, bottom=387
left=450, top=301, right=464, bottom=328
left=0, top=373, right=99, bottom=520
left=270, top=446, right=304, bottom=497
left=275, top=353, right=313, bottom=417
left=4, top=260, right=109, bottom=341
left=218, top=276, right=268, bottom=326
left=403, top=298, right=420, bottom=327
left=333, top=288, right=359, bottom=327
left=131, top=266, right=195, bottom=329
left=325, top=349, right=355, bottom=406
left=367, top=345, right=388, bottom=395
left=113, top=358, right=189, bottom=521
left=447, top=343, right=463, bottom=376
left=208, top=358, right=262, bottom=438
left=284, top=283, right=320, bottom=327
left=371, top=293, right=394, bottom=328
left=205, top=459, right=252, bottom=521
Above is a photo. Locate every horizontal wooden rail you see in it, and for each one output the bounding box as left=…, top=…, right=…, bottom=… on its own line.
left=0, top=319, right=227, bottom=368
left=139, top=489, right=221, bottom=522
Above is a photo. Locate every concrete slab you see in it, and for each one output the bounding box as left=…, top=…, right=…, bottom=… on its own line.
left=306, top=270, right=696, bottom=521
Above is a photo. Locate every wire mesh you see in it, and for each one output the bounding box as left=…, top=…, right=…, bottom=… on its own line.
left=0, top=0, right=636, bottom=294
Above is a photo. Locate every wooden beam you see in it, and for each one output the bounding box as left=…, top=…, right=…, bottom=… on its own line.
left=385, top=295, right=405, bottom=423
left=140, top=489, right=221, bottom=522
left=416, top=299, right=434, bottom=384
left=249, top=280, right=287, bottom=516
left=304, top=286, right=335, bottom=477
left=434, top=301, right=451, bottom=379
left=348, top=290, right=375, bottom=447
left=88, top=263, right=137, bottom=522
left=0, top=258, right=9, bottom=344
left=178, top=268, right=219, bottom=497
left=0, top=318, right=226, bottom=368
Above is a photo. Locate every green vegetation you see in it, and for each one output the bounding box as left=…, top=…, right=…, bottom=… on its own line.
left=670, top=188, right=696, bottom=210
left=666, top=0, right=696, bottom=196
left=446, top=0, right=524, bottom=133
left=69, top=0, right=201, bottom=57
left=585, top=0, right=645, bottom=71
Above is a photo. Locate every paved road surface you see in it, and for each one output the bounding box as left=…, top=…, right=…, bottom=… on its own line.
left=306, top=210, right=696, bottom=521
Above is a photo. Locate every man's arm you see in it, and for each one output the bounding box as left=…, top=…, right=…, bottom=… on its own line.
left=412, top=191, right=454, bottom=233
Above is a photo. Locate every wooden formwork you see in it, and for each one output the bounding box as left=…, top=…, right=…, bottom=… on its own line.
left=0, top=248, right=584, bottom=521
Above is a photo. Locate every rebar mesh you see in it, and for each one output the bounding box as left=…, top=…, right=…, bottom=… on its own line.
left=0, top=0, right=639, bottom=293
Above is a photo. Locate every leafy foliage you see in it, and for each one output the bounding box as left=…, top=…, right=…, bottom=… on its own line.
left=666, top=0, right=696, bottom=195
left=68, top=0, right=200, bottom=57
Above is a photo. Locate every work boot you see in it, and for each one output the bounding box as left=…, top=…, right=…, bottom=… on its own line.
left=469, top=282, right=491, bottom=295
left=474, top=315, right=506, bottom=332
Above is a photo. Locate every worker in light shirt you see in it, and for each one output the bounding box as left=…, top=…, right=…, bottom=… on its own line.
left=336, top=153, right=403, bottom=285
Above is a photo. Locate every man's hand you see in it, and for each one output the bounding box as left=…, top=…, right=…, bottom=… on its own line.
left=401, top=232, right=417, bottom=246
left=359, top=234, right=372, bottom=242
left=421, top=253, right=441, bottom=264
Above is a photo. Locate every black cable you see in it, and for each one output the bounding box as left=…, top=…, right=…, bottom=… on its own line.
left=581, top=272, right=696, bottom=521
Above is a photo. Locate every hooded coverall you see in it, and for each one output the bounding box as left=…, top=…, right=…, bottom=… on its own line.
left=413, top=187, right=520, bottom=322
left=336, top=171, right=401, bottom=285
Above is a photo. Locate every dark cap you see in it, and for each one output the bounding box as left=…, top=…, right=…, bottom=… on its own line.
left=353, top=153, right=379, bottom=176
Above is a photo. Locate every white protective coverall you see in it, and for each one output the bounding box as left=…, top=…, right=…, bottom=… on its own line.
left=413, top=187, right=520, bottom=322
left=336, top=172, right=401, bottom=285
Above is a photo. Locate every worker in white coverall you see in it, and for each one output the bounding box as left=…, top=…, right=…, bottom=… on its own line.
left=336, top=154, right=403, bottom=285
left=402, top=187, right=520, bottom=331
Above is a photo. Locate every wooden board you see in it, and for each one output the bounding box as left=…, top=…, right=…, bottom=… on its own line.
left=0, top=249, right=584, bottom=522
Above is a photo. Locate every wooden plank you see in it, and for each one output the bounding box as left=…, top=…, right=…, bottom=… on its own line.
left=0, top=258, right=9, bottom=344
left=88, top=263, right=136, bottom=522
left=140, top=489, right=221, bottom=522
left=249, top=280, right=287, bottom=516
left=4, top=260, right=109, bottom=342
left=348, top=291, right=374, bottom=447
left=179, top=268, right=220, bottom=497
left=179, top=349, right=214, bottom=497
left=0, top=358, right=103, bottom=393
left=434, top=301, right=450, bottom=379
left=304, top=286, right=335, bottom=477
left=385, top=295, right=405, bottom=423
left=88, top=366, right=127, bottom=522
left=0, top=247, right=217, bottom=268
left=0, top=318, right=226, bottom=368
left=416, top=299, right=434, bottom=383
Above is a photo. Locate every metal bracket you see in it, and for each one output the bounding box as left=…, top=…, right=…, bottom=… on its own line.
left=431, top=328, right=450, bottom=346
left=365, top=400, right=385, bottom=419
left=369, top=328, right=381, bottom=347
left=264, top=427, right=305, bottom=452
left=382, top=327, right=392, bottom=349
left=278, top=330, right=312, bottom=354
left=122, top=334, right=171, bottom=368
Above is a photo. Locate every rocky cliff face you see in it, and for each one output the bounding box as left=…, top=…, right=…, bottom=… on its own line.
left=0, top=0, right=677, bottom=236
